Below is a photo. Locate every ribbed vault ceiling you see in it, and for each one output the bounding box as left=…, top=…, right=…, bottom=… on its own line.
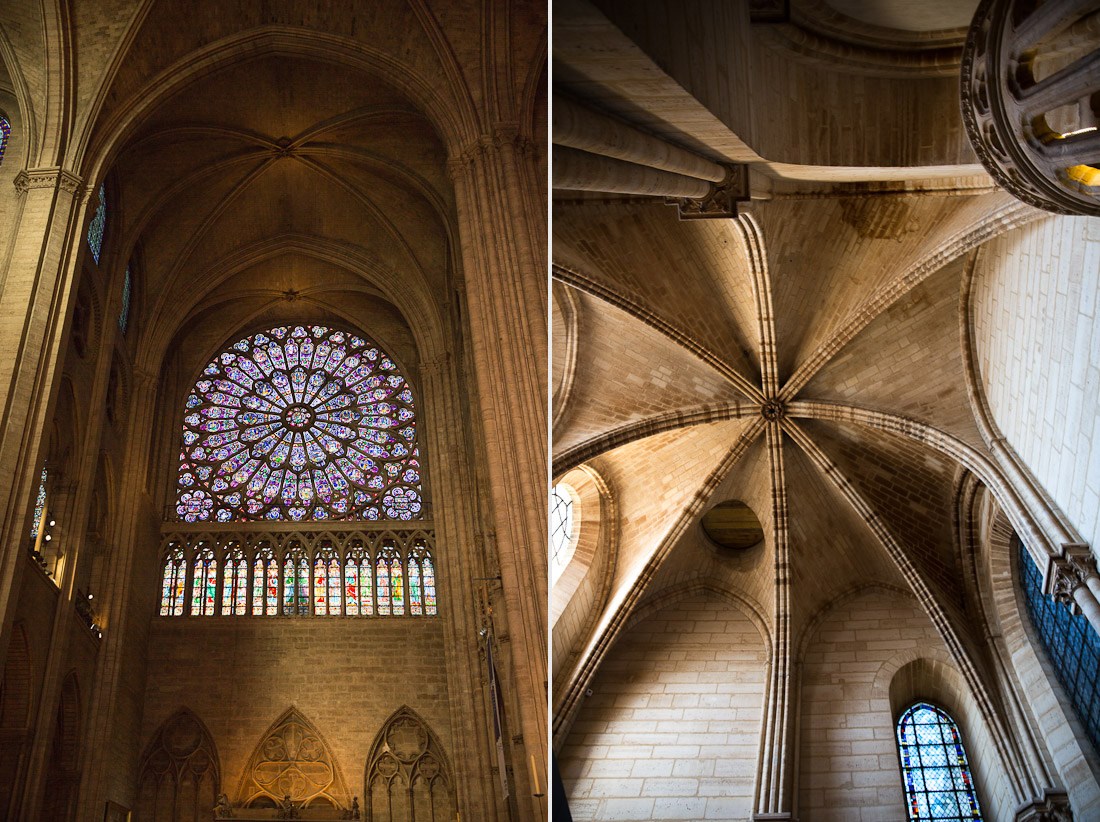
left=552, top=189, right=1044, bottom=683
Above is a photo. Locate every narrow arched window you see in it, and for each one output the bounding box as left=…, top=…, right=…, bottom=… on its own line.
left=376, top=540, right=404, bottom=616
left=314, top=541, right=341, bottom=615
left=30, top=467, right=47, bottom=542
left=896, top=702, right=983, bottom=821
left=0, top=116, right=10, bottom=167
left=1020, top=542, right=1100, bottom=751
left=283, top=543, right=308, bottom=615
left=345, top=541, right=372, bottom=616
left=190, top=546, right=216, bottom=616
left=118, top=267, right=132, bottom=334
left=87, top=184, right=106, bottom=264
left=252, top=543, right=277, bottom=616
left=550, top=483, right=577, bottom=585
left=221, top=544, right=247, bottom=615
left=160, top=546, right=186, bottom=616
left=408, top=538, right=436, bottom=616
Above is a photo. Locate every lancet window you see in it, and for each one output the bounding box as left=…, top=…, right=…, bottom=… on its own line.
left=1020, top=542, right=1100, bottom=752
left=158, top=531, right=435, bottom=618
left=119, top=267, right=132, bottom=333
left=895, top=702, right=982, bottom=821
left=0, top=116, right=9, bottom=166
left=550, top=483, right=577, bottom=584
left=87, top=184, right=106, bottom=264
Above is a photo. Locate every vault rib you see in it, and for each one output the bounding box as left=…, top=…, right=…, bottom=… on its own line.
left=739, top=214, right=780, bottom=399
left=553, top=416, right=767, bottom=745
left=553, top=263, right=766, bottom=403
left=783, top=417, right=1039, bottom=803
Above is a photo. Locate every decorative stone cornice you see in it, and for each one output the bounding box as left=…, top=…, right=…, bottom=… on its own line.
left=666, top=164, right=751, bottom=220
left=13, top=168, right=84, bottom=198
left=1015, top=789, right=1073, bottom=821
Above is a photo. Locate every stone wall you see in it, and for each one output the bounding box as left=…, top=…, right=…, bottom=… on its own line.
left=141, top=616, right=453, bottom=805
left=972, top=215, right=1100, bottom=552
left=560, top=592, right=766, bottom=820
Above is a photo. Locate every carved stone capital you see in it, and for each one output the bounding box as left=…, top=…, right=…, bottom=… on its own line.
left=447, top=124, right=536, bottom=178
left=1015, top=789, right=1073, bottom=821
left=666, top=164, right=750, bottom=220
left=13, top=167, right=84, bottom=198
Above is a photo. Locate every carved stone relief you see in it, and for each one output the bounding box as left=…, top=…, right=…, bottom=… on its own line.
left=364, top=707, right=454, bottom=822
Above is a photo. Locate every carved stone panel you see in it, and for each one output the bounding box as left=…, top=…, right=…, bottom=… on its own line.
left=364, top=707, right=454, bottom=822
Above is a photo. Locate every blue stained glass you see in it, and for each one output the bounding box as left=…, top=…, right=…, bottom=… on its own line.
left=87, top=184, right=106, bottom=264
left=118, top=267, right=131, bottom=333
left=0, top=116, right=9, bottom=167
left=1020, top=542, right=1100, bottom=754
left=896, top=702, right=982, bottom=821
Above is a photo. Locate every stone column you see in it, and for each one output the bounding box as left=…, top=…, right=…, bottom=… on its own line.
left=0, top=168, right=85, bottom=655
left=75, top=369, right=159, bottom=820
left=419, top=352, right=507, bottom=820
left=448, top=125, right=547, bottom=821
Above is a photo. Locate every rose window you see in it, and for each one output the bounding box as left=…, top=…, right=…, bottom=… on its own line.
left=175, top=325, right=423, bottom=523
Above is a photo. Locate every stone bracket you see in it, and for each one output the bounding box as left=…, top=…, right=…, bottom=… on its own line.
left=667, top=164, right=750, bottom=220
left=1015, top=789, right=1073, bottom=821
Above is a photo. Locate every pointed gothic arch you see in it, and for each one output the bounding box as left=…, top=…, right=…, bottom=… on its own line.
left=0, top=623, right=32, bottom=816
left=364, top=706, right=454, bottom=822
left=236, top=706, right=349, bottom=809
left=136, top=707, right=221, bottom=822
left=41, top=672, right=81, bottom=821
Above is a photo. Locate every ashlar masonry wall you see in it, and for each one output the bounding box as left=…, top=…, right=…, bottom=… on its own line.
left=559, top=592, right=767, bottom=821
left=141, top=617, right=452, bottom=804
left=972, top=215, right=1100, bottom=552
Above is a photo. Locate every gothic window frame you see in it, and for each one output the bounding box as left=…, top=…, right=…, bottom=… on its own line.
left=550, top=482, right=578, bottom=585
left=221, top=542, right=247, bottom=616
left=190, top=544, right=217, bottom=616
left=0, top=114, right=10, bottom=167
left=895, top=701, right=984, bottom=821
left=174, top=323, right=424, bottom=525
left=86, top=184, right=106, bottom=264
left=345, top=539, right=372, bottom=616
left=160, top=545, right=187, bottom=616
left=118, top=266, right=132, bottom=334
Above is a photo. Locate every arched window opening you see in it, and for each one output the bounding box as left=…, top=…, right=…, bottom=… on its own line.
left=550, top=483, right=577, bottom=585
left=345, top=541, right=372, bottom=616
left=30, top=467, right=48, bottom=542
left=175, top=324, right=423, bottom=524
left=222, top=544, right=247, bottom=615
left=252, top=543, right=277, bottom=616
left=1020, top=542, right=1100, bottom=752
left=896, top=702, right=983, bottom=821
left=160, top=545, right=187, bottom=616
left=87, top=184, right=106, bottom=264
left=0, top=116, right=10, bottom=167
left=118, top=266, right=132, bottom=334
left=191, top=546, right=216, bottom=616
left=283, top=543, right=308, bottom=616
left=408, top=538, right=436, bottom=616
left=376, top=540, right=404, bottom=616
left=314, top=541, right=341, bottom=616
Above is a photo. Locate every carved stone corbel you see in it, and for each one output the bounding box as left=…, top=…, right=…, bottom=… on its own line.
left=666, top=164, right=751, bottom=220
left=1015, top=789, right=1073, bottom=821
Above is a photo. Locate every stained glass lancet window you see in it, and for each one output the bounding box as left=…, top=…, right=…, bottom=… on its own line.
left=221, top=545, right=247, bottom=615
left=1020, top=542, right=1100, bottom=751
left=160, top=546, right=187, bottom=616
left=283, top=544, right=308, bottom=615
left=87, top=184, right=106, bottom=264
left=175, top=324, right=423, bottom=524
left=252, top=543, right=277, bottom=616
left=345, top=541, right=372, bottom=616
left=550, top=484, right=577, bottom=585
left=408, top=539, right=436, bottom=616
left=119, top=267, right=132, bottom=334
left=0, top=116, right=10, bottom=166
left=30, top=467, right=47, bottom=541
left=191, top=546, right=217, bottom=616
left=896, top=702, right=982, bottom=821
left=314, top=541, right=341, bottom=616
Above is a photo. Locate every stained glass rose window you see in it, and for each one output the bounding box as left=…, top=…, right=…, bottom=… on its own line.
left=176, top=325, right=423, bottom=522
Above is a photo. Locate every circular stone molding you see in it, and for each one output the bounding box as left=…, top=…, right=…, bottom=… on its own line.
left=700, top=500, right=765, bottom=551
